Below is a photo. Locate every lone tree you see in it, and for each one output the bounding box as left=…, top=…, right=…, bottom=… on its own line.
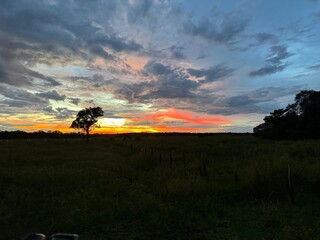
left=70, top=107, right=104, bottom=141
left=254, top=90, right=320, bottom=139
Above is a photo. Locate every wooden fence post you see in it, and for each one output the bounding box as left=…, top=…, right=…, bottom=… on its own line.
left=288, top=164, right=295, bottom=204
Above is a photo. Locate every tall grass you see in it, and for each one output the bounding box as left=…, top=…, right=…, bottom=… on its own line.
left=0, top=135, right=319, bottom=239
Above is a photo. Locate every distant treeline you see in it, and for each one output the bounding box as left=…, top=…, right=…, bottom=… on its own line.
left=254, top=90, right=320, bottom=139
left=0, top=130, right=83, bottom=139
left=0, top=130, right=250, bottom=140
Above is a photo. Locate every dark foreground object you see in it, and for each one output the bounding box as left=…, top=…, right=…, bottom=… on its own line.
left=23, top=233, right=78, bottom=240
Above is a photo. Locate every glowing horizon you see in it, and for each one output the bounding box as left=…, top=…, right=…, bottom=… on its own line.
left=0, top=108, right=234, bottom=134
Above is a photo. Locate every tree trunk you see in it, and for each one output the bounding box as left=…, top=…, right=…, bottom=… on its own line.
left=86, top=128, right=89, bottom=142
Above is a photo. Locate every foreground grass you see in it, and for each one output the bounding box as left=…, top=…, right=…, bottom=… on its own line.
left=0, top=134, right=320, bottom=240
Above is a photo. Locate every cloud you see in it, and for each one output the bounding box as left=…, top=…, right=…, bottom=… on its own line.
left=213, top=86, right=303, bottom=115
left=122, top=108, right=231, bottom=132
left=88, top=45, right=115, bottom=61
left=0, top=84, right=47, bottom=108
left=126, top=0, right=154, bottom=24
left=87, top=33, right=143, bottom=53
left=169, top=45, right=187, bottom=60
left=68, top=97, right=81, bottom=105
left=306, top=64, right=320, bottom=71
left=36, top=90, right=66, bottom=101
left=1, top=99, right=37, bottom=108
left=249, top=45, right=293, bottom=77
left=104, top=61, right=235, bottom=105
left=0, top=59, right=60, bottom=87
left=187, top=64, right=234, bottom=83
left=118, top=61, right=203, bottom=100
left=249, top=64, right=288, bottom=77
left=143, top=61, right=173, bottom=75
left=24, top=68, right=61, bottom=86
left=55, top=107, right=75, bottom=119
left=0, top=0, right=143, bottom=54
left=0, top=39, right=60, bottom=87
left=266, top=45, right=293, bottom=64
left=253, top=33, right=278, bottom=45
left=183, top=11, right=249, bottom=45
left=141, top=108, right=230, bottom=126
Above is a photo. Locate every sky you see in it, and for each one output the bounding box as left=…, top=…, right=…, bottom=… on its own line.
left=1, top=0, right=320, bottom=133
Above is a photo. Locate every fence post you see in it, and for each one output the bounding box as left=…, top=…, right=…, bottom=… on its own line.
left=288, top=164, right=295, bottom=204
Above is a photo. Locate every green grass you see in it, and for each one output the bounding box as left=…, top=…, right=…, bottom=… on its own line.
left=0, top=134, right=320, bottom=240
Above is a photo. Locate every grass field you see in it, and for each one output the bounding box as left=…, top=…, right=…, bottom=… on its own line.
left=1, top=134, right=320, bottom=240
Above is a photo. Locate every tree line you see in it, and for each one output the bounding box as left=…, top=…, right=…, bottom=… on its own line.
left=0, top=130, right=83, bottom=140
left=253, top=90, right=320, bottom=139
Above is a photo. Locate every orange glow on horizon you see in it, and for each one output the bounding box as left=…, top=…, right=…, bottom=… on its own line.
left=134, top=108, right=231, bottom=126
left=1, top=108, right=232, bottom=134
left=8, top=122, right=209, bottom=134
left=93, top=125, right=202, bottom=134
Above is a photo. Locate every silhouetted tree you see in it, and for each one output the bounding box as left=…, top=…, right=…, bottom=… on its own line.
left=254, top=90, right=320, bottom=139
left=70, top=107, right=104, bottom=141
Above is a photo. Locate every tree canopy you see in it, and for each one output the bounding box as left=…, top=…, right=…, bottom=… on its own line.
left=70, top=107, right=104, bottom=141
left=253, top=90, right=320, bottom=139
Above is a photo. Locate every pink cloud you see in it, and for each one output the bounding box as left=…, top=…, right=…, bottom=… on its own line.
left=137, top=108, right=231, bottom=126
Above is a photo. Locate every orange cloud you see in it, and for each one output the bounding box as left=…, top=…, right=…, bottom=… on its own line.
left=139, top=108, right=231, bottom=126
left=126, top=56, right=148, bottom=70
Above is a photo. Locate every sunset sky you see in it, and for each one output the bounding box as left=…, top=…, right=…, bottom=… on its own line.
left=1, top=0, right=320, bottom=133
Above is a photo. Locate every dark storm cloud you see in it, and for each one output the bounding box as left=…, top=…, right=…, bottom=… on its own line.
left=187, top=64, right=234, bottom=83
left=249, top=45, right=293, bottom=77
left=183, top=11, right=249, bottom=45
left=36, top=90, right=66, bottom=101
